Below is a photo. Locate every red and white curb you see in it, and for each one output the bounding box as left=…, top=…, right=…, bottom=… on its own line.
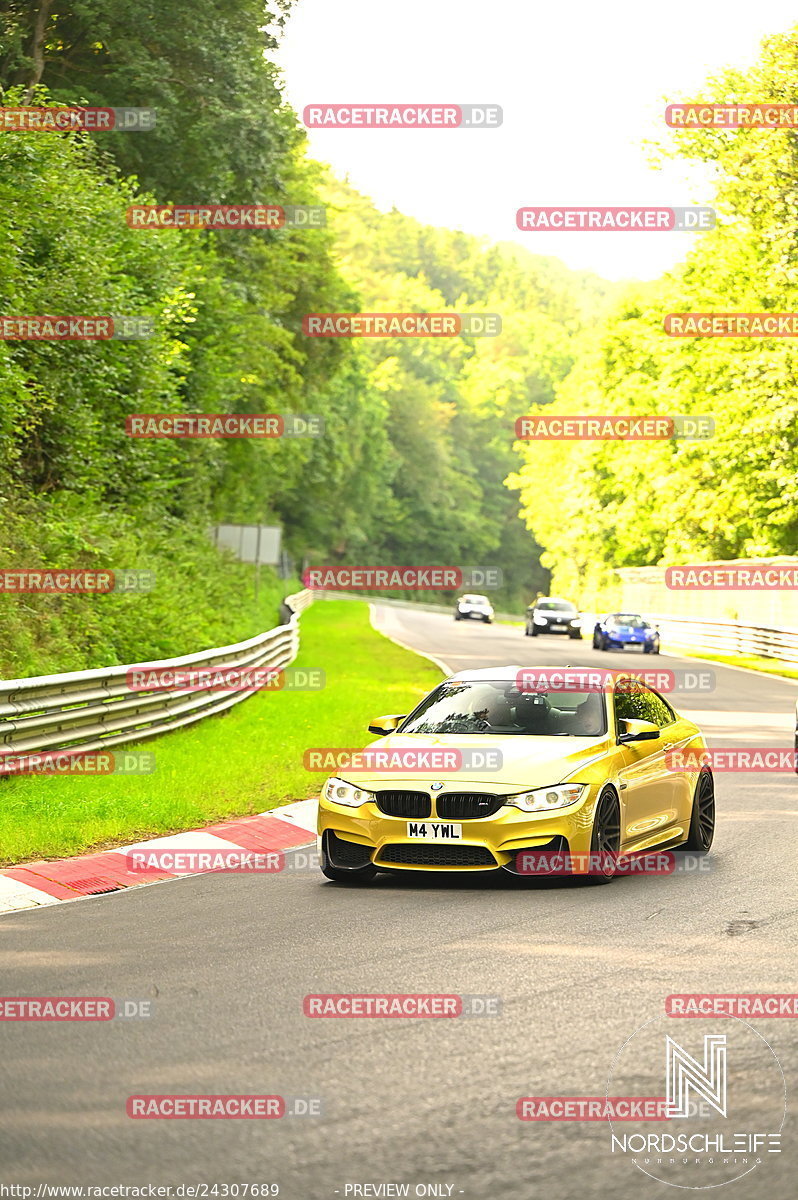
left=0, top=798, right=318, bottom=916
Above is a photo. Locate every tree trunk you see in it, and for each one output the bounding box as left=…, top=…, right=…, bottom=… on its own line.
left=16, top=0, right=55, bottom=100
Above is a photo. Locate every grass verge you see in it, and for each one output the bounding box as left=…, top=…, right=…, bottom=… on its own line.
left=0, top=601, right=443, bottom=866
left=665, top=644, right=798, bottom=683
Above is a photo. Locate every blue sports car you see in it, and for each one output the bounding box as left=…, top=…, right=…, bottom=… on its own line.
left=592, top=613, right=660, bottom=654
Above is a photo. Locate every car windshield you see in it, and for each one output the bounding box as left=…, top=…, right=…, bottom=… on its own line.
left=461, top=594, right=489, bottom=604
left=610, top=614, right=648, bottom=627
left=537, top=600, right=575, bottom=612
left=400, top=679, right=607, bottom=737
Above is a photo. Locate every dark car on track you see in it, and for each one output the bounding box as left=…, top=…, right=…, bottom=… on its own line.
left=525, top=597, right=582, bottom=638
left=593, top=613, right=660, bottom=654
left=454, top=593, right=494, bottom=623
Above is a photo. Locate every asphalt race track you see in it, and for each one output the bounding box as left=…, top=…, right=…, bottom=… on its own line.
left=1, top=606, right=797, bottom=1199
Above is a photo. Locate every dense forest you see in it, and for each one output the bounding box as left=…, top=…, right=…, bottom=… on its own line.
left=509, top=29, right=798, bottom=604
left=1, top=3, right=796, bottom=673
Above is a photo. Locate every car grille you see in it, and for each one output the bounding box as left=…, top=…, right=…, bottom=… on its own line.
left=378, top=843, right=496, bottom=868
left=327, top=831, right=373, bottom=868
left=375, top=790, right=431, bottom=819
left=436, top=792, right=506, bottom=819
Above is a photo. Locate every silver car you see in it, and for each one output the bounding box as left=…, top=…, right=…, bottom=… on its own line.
left=454, top=593, right=494, bottom=624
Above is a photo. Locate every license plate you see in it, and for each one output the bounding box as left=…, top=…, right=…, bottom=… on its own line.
left=552, top=623, right=566, bottom=630
left=406, top=821, right=462, bottom=841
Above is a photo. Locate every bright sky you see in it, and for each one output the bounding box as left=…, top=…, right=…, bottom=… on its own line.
left=276, top=0, right=797, bottom=281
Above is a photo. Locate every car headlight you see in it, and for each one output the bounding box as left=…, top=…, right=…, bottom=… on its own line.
left=534, top=614, right=547, bottom=624
left=323, top=776, right=373, bottom=807
left=505, top=784, right=587, bottom=813
left=569, top=619, right=580, bottom=626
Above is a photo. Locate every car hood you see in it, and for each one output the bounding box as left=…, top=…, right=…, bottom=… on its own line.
left=336, top=732, right=609, bottom=791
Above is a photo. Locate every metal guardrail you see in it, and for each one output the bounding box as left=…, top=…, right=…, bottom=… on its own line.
left=318, top=590, right=798, bottom=665
left=5, top=585, right=794, bottom=772
left=649, top=613, right=798, bottom=666
left=0, top=589, right=313, bottom=771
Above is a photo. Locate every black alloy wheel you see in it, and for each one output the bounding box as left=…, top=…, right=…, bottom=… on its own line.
left=682, top=769, right=715, bottom=853
left=586, top=789, right=621, bottom=884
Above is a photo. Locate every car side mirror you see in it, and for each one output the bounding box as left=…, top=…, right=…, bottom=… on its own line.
left=618, top=718, right=660, bottom=744
left=368, top=714, right=407, bottom=736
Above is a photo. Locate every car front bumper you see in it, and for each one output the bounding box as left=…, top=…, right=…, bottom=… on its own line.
left=606, top=633, right=657, bottom=646
left=318, top=793, right=598, bottom=872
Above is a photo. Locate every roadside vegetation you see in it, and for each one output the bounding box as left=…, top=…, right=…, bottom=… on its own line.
left=0, top=601, right=442, bottom=865
left=0, top=0, right=614, bottom=671
left=509, top=30, right=798, bottom=605
left=2, top=5, right=797, bottom=676
left=664, top=645, right=798, bottom=683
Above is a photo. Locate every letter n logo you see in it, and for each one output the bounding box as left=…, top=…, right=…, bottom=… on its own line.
left=666, top=1034, right=727, bottom=1118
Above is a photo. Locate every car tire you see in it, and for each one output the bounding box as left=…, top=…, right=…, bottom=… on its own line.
left=454, top=614, right=461, bottom=621
left=600, top=635, right=609, bottom=651
left=569, top=631, right=581, bottom=640
left=592, top=632, right=601, bottom=649
left=681, top=768, right=715, bottom=854
left=483, top=617, right=492, bottom=624
left=651, top=641, right=660, bottom=655
left=584, top=788, right=621, bottom=884
left=530, top=624, right=538, bottom=636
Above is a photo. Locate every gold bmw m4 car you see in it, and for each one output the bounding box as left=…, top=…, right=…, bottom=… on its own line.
left=317, top=666, right=714, bottom=884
